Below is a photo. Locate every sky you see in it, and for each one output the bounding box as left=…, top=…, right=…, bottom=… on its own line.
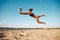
left=0, top=0, right=60, bottom=28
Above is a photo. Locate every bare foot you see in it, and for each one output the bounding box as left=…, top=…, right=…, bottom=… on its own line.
left=43, top=22, right=46, bottom=25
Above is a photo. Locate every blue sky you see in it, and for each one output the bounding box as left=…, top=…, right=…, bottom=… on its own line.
left=0, top=0, right=60, bottom=27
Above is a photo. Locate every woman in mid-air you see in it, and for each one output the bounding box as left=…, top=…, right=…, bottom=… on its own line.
left=18, top=8, right=46, bottom=25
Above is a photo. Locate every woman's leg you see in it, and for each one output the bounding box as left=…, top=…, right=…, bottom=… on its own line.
left=38, top=14, right=46, bottom=18
left=36, top=16, right=46, bottom=25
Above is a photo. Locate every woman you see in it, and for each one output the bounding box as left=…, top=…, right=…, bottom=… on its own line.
left=18, top=8, right=46, bottom=25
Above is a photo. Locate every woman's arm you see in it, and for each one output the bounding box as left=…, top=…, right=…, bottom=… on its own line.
left=20, top=12, right=30, bottom=15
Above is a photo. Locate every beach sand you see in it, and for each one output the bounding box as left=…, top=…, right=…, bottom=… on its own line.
left=0, top=28, right=60, bottom=40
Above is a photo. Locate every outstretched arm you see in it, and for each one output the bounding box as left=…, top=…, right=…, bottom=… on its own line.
left=18, top=8, right=30, bottom=15
left=19, top=12, right=29, bottom=15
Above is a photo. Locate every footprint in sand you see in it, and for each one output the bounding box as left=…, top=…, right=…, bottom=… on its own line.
left=0, top=33, right=6, bottom=38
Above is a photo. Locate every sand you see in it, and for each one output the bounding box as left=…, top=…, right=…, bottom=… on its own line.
left=0, top=28, right=60, bottom=40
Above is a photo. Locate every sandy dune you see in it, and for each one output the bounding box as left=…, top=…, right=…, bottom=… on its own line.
left=0, top=28, right=60, bottom=40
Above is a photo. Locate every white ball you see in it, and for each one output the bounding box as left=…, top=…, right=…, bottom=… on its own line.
left=18, top=8, right=20, bottom=12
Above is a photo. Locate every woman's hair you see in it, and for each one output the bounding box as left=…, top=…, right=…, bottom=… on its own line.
left=29, top=8, right=33, bottom=11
